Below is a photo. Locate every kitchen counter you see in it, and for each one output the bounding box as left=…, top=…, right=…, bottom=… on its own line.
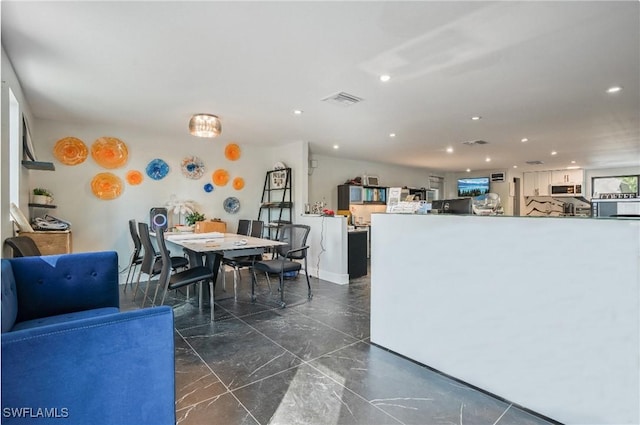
left=370, top=213, right=640, bottom=424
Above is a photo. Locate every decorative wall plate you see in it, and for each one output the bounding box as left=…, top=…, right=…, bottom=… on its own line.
left=53, top=137, right=88, bottom=165
left=225, top=143, right=241, bottom=161
left=146, top=158, right=170, bottom=180
left=232, top=177, right=245, bottom=190
left=212, top=169, right=229, bottom=186
left=91, top=172, right=123, bottom=200
left=223, top=197, right=240, bottom=214
left=181, top=156, right=205, bottom=179
left=203, top=183, right=214, bottom=193
left=91, top=137, right=128, bottom=168
left=126, top=170, right=143, bottom=185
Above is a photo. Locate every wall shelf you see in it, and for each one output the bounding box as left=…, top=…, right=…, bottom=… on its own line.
left=22, top=160, right=55, bottom=171
left=28, top=203, right=57, bottom=209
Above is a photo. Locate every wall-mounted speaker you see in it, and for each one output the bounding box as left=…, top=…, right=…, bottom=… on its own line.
left=150, top=207, right=168, bottom=231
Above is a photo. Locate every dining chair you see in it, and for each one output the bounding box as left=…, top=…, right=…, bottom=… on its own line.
left=222, top=220, right=264, bottom=300
left=4, top=236, right=42, bottom=257
left=133, top=222, right=189, bottom=307
left=123, top=219, right=143, bottom=292
left=251, top=224, right=311, bottom=308
left=221, top=218, right=251, bottom=292
left=153, top=228, right=215, bottom=321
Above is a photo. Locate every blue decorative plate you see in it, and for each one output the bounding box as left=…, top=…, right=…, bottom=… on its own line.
left=204, top=183, right=214, bottom=193
left=223, top=197, right=240, bottom=214
left=181, top=156, right=205, bottom=180
left=146, top=158, right=169, bottom=180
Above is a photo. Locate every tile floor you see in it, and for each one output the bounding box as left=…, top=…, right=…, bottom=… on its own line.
left=121, top=269, right=558, bottom=425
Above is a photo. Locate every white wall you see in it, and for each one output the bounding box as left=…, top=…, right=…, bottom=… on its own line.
left=1, top=48, right=35, bottom=251
left=308, top=153, right=434, bottom=211
left=371, top=214, right=640, bottom=425
left=28, top=117, right=307, bottom=276
left=585, top=166, right=640, bottom=198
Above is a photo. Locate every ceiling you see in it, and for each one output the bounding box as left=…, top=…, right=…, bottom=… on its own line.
left=2, top=1, right=639, bottom=173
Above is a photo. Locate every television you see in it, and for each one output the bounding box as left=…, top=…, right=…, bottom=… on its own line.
left=457, top=177, right=490, bottom=197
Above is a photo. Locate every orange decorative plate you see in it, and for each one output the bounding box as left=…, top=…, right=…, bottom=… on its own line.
left=126, top=170, right=143, bottom=185
left=232, top=177, right=245, bottom=190
left=91, top=137, right=128, bottom=168
left=224, top=143, right=241, bottom=161
left=212, top=169, right=229, bottom=186
left=91, top=172, right=123, bottom=200
left=53, top=137, right=88, bottom=165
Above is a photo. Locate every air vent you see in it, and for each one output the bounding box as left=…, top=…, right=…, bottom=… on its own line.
left=525, top=160, right=545, bottom=165
left=321, top=92, right=363, bottom=107
left=461, top=140, right=489, bottom=146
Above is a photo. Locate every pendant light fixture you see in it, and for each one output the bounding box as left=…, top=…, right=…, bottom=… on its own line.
left=189, top=114, right=222, bottom=138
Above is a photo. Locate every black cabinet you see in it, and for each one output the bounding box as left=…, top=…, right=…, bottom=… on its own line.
left=337, top=184, right=386, bottom=210
left=348, top=230, right=368, bottom=279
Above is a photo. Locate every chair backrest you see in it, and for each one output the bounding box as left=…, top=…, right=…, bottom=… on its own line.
left=237, top=219, right=251, bottom=236
left=250, top=220, right=264, bottom=238
left=276, top=224, right=310, bottom=260
left=128, top=219, right=142, bottom=259
left=4, top=236, right=41, bottom=257
left=154, top=227, right=172, bottom=291
left=137, top=222, right=158, bottom=274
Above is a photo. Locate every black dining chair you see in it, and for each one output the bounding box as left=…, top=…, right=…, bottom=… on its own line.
left=133, top=222, right=189, bottom=306
left=251, top=224, right=311, bottom=308
left=153, top=228, right=216, bottom=321
left=124, top=219, right=143, bottom=292
left=4, top=236, right=41, bottom=257
left=221, top=218, right=251, bottom=292
left=222, top=220, right=264, bottom=300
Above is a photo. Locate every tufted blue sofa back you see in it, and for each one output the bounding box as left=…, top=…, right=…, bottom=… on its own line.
left=3, top=251, right=119, bottom=326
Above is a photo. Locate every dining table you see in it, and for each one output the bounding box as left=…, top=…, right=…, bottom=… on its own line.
left=162, top=231, right=286, bottom=305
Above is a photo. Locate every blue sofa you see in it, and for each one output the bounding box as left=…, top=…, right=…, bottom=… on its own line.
left=1, top=251, right=175, bottom=425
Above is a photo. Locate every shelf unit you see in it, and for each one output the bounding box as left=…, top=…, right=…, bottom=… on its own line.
left=258, top=168, right=292, bottom=239
left=338, top=185, right=387, bottom=210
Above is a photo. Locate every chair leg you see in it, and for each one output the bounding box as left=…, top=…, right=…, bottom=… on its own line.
left=124, top=256, right=135, bottom=292
left=141, top=274, right=153, bottom=308
left=304, top=257, right=312, bottom=299
left=278, top=270, right=285, bottom=308
left=209, top=280, right=215, bottom=322
left=250, top=268, right=258, bottom=302
left=221, top=263, right=227, bottom=292
left=132, top=267, right=143, bottom=300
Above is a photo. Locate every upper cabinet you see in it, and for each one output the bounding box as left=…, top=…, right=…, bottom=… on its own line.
left=551, top=169, right=584, bottom=185
left=523, top=171, right=551, bottom=196
left=338, top=185, right=387, bottom=210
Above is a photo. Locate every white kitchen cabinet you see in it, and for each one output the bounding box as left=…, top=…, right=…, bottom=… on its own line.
left=551, top=169, right=584, bottom=185
left=523, top=171, right=551, bottom=196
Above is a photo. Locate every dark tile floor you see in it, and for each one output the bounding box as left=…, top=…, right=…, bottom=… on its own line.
left=120, top=270, right=558, bottom=425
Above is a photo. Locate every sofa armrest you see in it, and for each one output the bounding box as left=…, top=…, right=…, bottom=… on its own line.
left=1, top=306, right=175, bottom=425
left=9, top=251, right=119, bottom=323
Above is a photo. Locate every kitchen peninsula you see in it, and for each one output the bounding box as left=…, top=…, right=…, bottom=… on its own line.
left=370, top=213, right=640, bottom=425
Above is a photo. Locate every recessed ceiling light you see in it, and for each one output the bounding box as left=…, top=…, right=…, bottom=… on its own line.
left=513, top=165, right=518, bottom=168
left=471, top=116, right=482, bottom=121
left=521, top=138, right=528, bottom=143
left=333, top=145, right=339, bottom=150
left=466, top=168, right=471, bottom=173
left=379, top=75, right=391, bottom=82
left=389, top=133, right=396, bottom=138
left=607, top=86, right=622, bottom=94
left=293, top=110, right=303, bottom=115
left=446, top=147, right=454, bottom=153
left=571, top=160, right=576, bottom=164
left=485, top=157, right=491, bottom=162
left=551, top=151, right=557, bottom=156
left=566, top=166, right=580, bottom=170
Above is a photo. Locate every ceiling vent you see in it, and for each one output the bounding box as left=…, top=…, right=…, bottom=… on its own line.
left=321, top=92, right=363, bottom=107
left=525, top=160, right=545, bottom=165
left=461, top=140, right=489, bottom=146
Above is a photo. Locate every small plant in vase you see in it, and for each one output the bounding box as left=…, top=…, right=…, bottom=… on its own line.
left=32, top=188, right=53, bottom=205
left=184, top=212, right=205, bottom=227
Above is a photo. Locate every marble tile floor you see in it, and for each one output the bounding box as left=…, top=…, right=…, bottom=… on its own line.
left=120, top=271, right=558, bottom=425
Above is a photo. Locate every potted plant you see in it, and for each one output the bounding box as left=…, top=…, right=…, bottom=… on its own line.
left=32, top=188, right=53, bottom=205
left=184, top=211, right=205, bottom=227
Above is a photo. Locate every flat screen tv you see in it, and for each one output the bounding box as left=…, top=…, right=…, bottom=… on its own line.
left=457, top=177, right=490, bottom=197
